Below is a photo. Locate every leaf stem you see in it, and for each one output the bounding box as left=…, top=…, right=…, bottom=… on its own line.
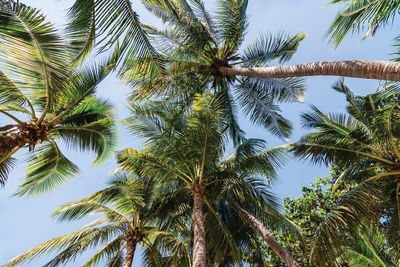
left=0, top=109, right=22, bottom=124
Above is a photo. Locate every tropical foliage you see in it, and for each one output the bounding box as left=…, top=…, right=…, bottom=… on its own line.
left=265, top=171, right=398, bottom=266
left=117, top=96, right=302, bottom=265
left=4, top=0, right=400, bottom=267
left=263, top=173, right=343, bottom=266
left=0, top=1, right=116, bottom=195
left=3, top=173, right=165, bottom=267
left=123, top=0, right=306, bottom=143
left=327, top=0, right=400, bottom=47
left=293, top=79, right=400, bottom=265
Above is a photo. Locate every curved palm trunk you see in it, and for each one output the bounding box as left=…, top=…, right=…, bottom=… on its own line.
left=219, top=60, right=400, bottom=81
left=228, top=199, right=301, bottom=267
left=122, top=241, right=137, bottom=267
left=0, top=134, right=24, bottom=157
left=192, top=184, right=207, bottom=267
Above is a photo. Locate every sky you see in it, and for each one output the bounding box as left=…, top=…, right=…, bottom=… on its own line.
left=1, top=0, right=399, bottom=266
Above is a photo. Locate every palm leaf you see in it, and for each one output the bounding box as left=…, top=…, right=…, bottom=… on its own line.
left=51, top=101, right=116, bottom=165
left=14, top=141, right=79, bottom=196
left=327, top=0, right=400, bottom=47
left=68, top=0, right=163, bottom=75
left=241, top=33, right=306, bottom=66
left=235, top=78, right=293, bottom=138
left=216, top=0, right=248, bottom=50
left=0, top=1, right=68, bottom=118
left=0, top=154, right=16, bottom=185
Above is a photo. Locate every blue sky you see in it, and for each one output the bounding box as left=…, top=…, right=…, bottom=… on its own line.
left=1, top=0, right=399, bottom=266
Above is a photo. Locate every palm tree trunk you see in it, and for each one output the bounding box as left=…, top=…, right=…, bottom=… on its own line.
left=228, top=198, right=301, bottom=267
left=192, top=184, right=207, bottom=267
left=122, top=241, right=137, bottom=267
left=219, top=60, right=400, bottom=81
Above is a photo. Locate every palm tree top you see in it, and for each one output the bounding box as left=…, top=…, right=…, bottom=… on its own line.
left=123, top=0, right=306, bottom=142
left=0, top=1, right=117, bottom=194
left=293, top=80, right=400, bottom=265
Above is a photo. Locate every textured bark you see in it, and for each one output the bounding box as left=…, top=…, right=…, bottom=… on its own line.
left=0, top=133, right=25, bottom=156
left=228, top=199, right=301, bottom=267
left=192, top=184, right=207, bottom=267
left=0, top=121, right=49, bottom=157
left=219, top=60, right=400, bottom=81
left=122, top=241, right=137, bottom=267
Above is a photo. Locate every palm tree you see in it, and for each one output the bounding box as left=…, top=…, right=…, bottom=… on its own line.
left=326, top=0, right=400, bottom=47
left=292, top=79, right=400, bottom=265
left=3, top=173, right=167, bottom=267
left=67, top=0, right=400, bottom=88
left=0, top=1, right=116, bottom=194
left=128, top=0, right=310, bottom=142
left=344, top=225, right=395, bottom=267
left=142, top=185, right=287, bottom=266
left=117, top=96, right=302, bottom=266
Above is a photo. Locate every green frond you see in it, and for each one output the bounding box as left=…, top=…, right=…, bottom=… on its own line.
left=241, top=32, right=305, bottom=66
left=81, top=235, right=124, bottom=267
left=234, top=79, right=293, bottom=138
left=0, top=1, right=68, bottom=112
left=204, top=197, right=241, bottom=261
left=52, top=201, right=131, bottom=225
left=310, top=184, right=380, bottom=265
left=51, top=60, right=115, bottom=117
left=216, top=0, right=248, bottom=50
left=326, top=0, right=400, bottom=47
left=0, top=70, right=26, bottom=106
left=117, top=148, right=192, bottom=185
left=189, top=0, right=217, bottom=39
left=216, top=86, right=245, bottom=146
left=66, top=0, right=96, bottom=64
left=42, top=226, right=121, bottom=267
left=3, top=226, right=119, bottom=267
left=68, top=0, right=163, bottom=75
left=105, top=251, right=124, bottom=267
left=51, top=101, right=116, bottom=165
left=237, top=76, right=305, bottom=104
left=58, top=97, right=114, bottom=127
left=0, top=154, right=16, bottom=185
left=14, top=141, right=79, bottom=197
left=142, top=0, right=216, bottom=50
left=223, top=142, right=290, bottom=183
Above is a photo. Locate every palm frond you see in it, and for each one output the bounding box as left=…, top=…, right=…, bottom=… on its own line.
left=241, top=33, right=305, bottom=66
left=310, top=184, right=380, bottom=265
left=326, top=0, right=400, bottom=47
left=81, top=235, right=124, bottom=267
left=66, top=0, right=96, bottom=64
left=142, top=0, right=216, bottom=50
left=0, top=1, right=68, bottom=118
left=2, top=226, right=119, bottom=267
left=216, top=0, right=248, bottom=50
left=14, top=141, right=79, bottom=196
left=51, top=99, right=116, bottom=165
left=216, top=86, right=245, bottom=147
left=237, top=76, right=305, bottom=104
left=0, top=70, right=27, bottom=106
left=68, top=0, right=163, bottom=75
left=235, top=78, right=293, bottom=138
left=0, top=154, right=16, bottom=185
